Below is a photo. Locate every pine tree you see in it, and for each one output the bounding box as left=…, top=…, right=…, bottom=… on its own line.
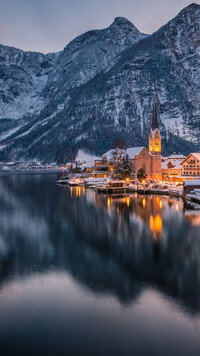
left=113, top=154, right=133, bottom=180
left=137, top=168, right=146, bottom=182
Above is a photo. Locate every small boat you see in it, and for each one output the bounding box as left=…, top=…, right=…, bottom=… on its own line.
left=78, top=180, right=85, bottom=186
left=96, top=180, right=126, bottom=193
left=57, top=179, right=69, bottom=185
left=61, top=175, right=70, bottom=180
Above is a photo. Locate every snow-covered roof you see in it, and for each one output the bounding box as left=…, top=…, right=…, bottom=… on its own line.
left=80, top=165, right=86, bottom=171
left=161, top=159, right=182, bottom=170
left=86, top=161, right=93, bottom=168
left=168, top=154, right=186, bottom=160
left=102, top=149, right=125, bottom=161
left=191, top=153, right=200, bottom=161
left=125, top=147, right=144, bottom=159
left=184, top=179, right=200, bottom=186
left=181, top=153, right=200, bottom=165
left=92, top=171, right=109, bottom=174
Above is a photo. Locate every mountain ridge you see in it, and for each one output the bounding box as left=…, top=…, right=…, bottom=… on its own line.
left=0, top=3, right=200, bottom=163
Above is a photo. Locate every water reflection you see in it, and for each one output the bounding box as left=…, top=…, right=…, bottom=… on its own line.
left=0, top=173, right=200, bottom=313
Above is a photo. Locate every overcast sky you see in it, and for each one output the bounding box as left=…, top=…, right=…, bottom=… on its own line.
left=0, top=0, right=198, bottom=53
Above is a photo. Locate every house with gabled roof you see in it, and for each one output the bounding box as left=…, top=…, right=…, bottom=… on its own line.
left=161, top=159, right=183, bottom=178
left=181, top=153, right=200, bottom=177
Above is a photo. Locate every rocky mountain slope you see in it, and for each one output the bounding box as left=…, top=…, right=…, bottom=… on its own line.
left=0, top=3, right=200, bottom=163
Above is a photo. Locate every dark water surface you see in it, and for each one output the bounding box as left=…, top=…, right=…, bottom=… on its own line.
left=0, top=173, right=200, bottom=356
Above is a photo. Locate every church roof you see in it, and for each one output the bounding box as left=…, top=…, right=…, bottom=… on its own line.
left=126, top=147, right=145, bottom=159
left=152, top=94, right=159, bottom=130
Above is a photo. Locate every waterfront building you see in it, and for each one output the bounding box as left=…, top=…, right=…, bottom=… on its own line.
left=92, top=158, right=110, bottom=178
left=181, top=153, right=200, bottom=177
left=183, top=179, right=200, bottom=193
left=161, top=154, right=186, bottom=179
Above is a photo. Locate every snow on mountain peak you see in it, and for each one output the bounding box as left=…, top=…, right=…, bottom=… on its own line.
left=0, top=5, right=200, bottom=163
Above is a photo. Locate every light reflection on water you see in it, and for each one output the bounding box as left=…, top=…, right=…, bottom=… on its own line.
left=0, top=173, right=200, bottom=355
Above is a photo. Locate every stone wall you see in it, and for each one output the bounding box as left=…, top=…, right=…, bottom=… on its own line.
left=135, top=148, right=152, bottom=179
left=151, top=154, right=162, bottom=179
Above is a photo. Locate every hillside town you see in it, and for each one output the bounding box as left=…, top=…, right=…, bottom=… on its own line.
left=58, top=96, right=200, bottom=205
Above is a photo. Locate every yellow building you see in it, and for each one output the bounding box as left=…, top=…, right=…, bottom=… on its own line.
left=92, top=158, right=110, bottom=178
left=92, top=172, right=110, bottom=178
left=161, top=154, right=185, bottom=179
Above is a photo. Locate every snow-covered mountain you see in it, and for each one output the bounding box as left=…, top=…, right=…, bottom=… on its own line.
left=0, top=3, right=200, bottom=163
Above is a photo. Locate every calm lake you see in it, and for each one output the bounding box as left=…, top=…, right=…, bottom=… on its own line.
left=0, top=172, right=200, bottom=356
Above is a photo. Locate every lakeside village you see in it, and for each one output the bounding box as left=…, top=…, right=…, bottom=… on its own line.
left=58, top=97, right=200, bottom=206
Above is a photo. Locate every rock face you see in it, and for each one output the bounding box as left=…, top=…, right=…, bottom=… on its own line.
left=0, top=4, right=200, bottom=163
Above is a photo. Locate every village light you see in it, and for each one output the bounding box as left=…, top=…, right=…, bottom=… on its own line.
left=126, top=197, right=130, bottom=207
left=107, top=198, right=111, bottom=208
left=142, top=198, right=146, bottom=208
left=150, top=215, right=163, bottom=237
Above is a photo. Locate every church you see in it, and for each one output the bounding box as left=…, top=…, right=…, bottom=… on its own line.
left=128, top=95, right=162, bottom=180
left=100, top=95, right=162, bottom=180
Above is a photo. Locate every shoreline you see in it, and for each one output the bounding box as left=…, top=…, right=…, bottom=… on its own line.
left=126, top=187, right=200, bottom=206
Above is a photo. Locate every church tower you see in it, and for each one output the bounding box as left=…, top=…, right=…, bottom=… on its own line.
left=149, top=94, right=162, bottom=179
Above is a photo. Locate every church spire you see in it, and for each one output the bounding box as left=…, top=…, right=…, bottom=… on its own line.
left=149, top=92, right=161, bottom=155
left=152, top=93, right=159, bottom=130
